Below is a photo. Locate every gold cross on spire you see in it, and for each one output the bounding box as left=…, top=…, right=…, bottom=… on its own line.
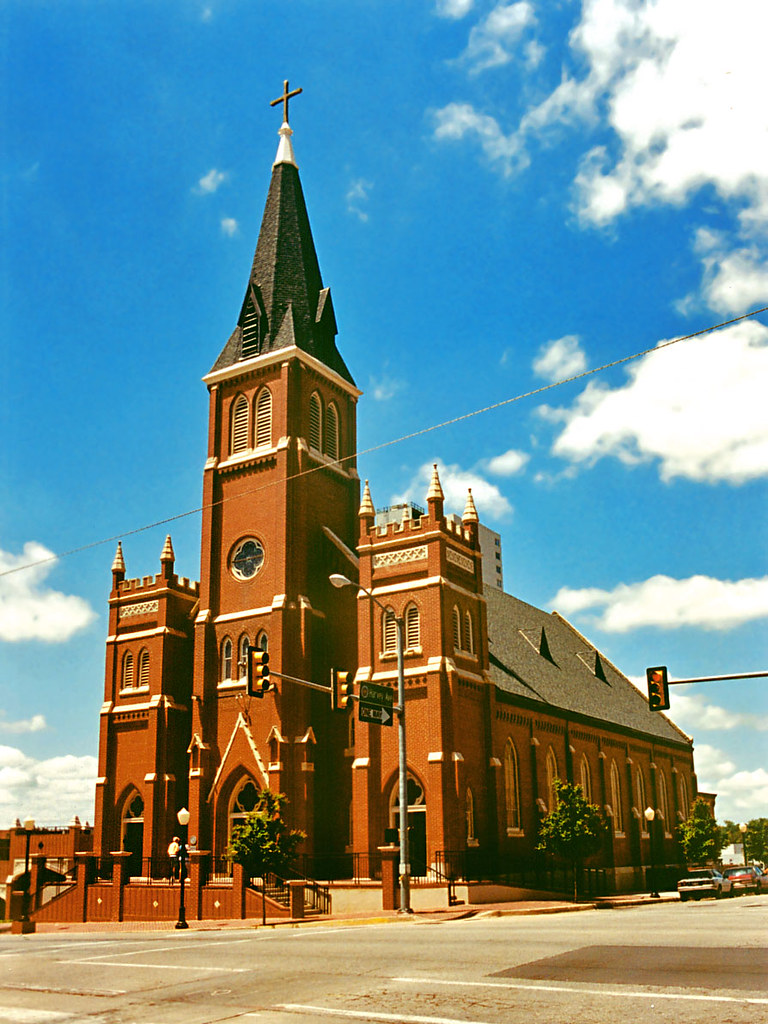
left=270, top=79, right=303, bottom=124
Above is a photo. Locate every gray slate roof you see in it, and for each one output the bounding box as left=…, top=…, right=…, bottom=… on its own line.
left=210, top=161, right=354, bottom=384
left=485, top=585, right=691, bottom=747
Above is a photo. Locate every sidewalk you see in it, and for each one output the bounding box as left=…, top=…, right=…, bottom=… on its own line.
left=0, top=892, right=678, bottom=935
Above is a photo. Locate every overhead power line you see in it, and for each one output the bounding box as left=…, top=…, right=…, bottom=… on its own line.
left=2, top=304, right=766, bottom=580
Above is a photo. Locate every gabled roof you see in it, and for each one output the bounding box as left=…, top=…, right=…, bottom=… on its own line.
left=209, top=159, right=354, bottom=384
left=485, top=585, right=691, bottom=747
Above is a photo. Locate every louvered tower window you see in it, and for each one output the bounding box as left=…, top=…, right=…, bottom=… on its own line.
left=241, top=299, right=261, bottom=358
left=309, top=392, right=322, bottom=451
left=464, top=610, right=474, bottom=653
left=452, top=606, right=461, bottom=648
left=138, top=649, right=150, bottom=688
left=325, top=402, right=339, bottom=460
left=255, top=388, right=272, bottom=448
left=231, top=395, right=249, bottom=454
left=405, top=604, right=420, bottom=649
left=122, top=652, right=134, bottom=689
left=382, top=608, right=397, bottom=653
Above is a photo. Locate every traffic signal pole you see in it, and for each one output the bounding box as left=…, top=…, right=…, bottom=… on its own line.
left=645, top=666, right=768, bottom=711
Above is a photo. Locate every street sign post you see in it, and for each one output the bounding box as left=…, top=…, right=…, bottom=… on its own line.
left=358, top=681, right=394, bottom=727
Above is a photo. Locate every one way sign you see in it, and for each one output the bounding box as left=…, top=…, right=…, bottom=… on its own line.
left=358, top=682, right=395, bottom=727
left=359, top=703, right=393, bottom=727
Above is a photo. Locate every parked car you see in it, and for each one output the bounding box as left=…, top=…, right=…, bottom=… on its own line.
left=677, top=868, right=732, bottom=901
left=722, top=865, right=768, bottom=895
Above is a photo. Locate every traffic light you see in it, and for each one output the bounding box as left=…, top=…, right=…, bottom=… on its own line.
left=646, top=666, right=670, bottom=711
left=330, top=669, right=354, bottom=711
left=247, top=647, right=271, bottom=697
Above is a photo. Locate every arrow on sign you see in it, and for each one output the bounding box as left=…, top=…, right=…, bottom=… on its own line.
left=359, top=704, right=393, bottom=727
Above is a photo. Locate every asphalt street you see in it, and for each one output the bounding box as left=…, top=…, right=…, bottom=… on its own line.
left=1, top=895, right=766, bottom=1024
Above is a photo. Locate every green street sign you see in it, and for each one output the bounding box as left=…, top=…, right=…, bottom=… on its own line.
left=358, top=681, right=394, bottom=727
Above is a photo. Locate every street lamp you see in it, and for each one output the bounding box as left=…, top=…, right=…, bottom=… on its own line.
left=330, top=573, right=412, bottom=914
left=175, top=807, right=190, bottom=930
left=20, top=816, right=36, bottom=927
left=644, top=807, right=660, bottom=899
left=739, top=822, right=748, bottom=866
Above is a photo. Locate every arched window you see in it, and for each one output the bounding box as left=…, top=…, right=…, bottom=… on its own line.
left=546, top=747, right=558, bottom=813
left=579, top=754, right=592, bottom=803
left=464, top=610, right=474, bottom=654
left=636, top=769, right=647, bottom=827
left=122, top=652, right=134, bottom=689
left=405, top=604, right=420, bottom=649
left=504, top=739, right=521, bottom=831
left=231, top=394, right=249, bottom=454
left=382, top=608, right=397, bottom=653
left=325, top=402, right=339, bottom=460
left=121, top=790, right=144, bottom=876
left=657, top=769, right=670, bottom=828
left=309, top=392, right=322, bottom=451
left=229, top=778, right=259, bottom=841
left=452, top=606, right=461, bottom=648
left=610, top=761, right=623, bottom=833
left=241, top=297, right=261, bottom=358
left=221, top=637, right=233, bottom=682
left=238, top=635, right=250, bottom=681
left=256, top=631, right=268, bottom=653
left=678, top=774, right=690, bottom=818
left=466, top=787, right=475, bottom=842
left=137, top=649, right=150, bottom=688
left=255, top=388, right=272, bottom=448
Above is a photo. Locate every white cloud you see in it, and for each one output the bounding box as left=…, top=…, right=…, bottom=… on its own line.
left=552, top=573, right=768, bottom=633
left=433, top=103, right=528, bottom=177
left=369, top=374, right=405, bottom=402
left=687, top=229, right=768, bottom=316
left=195, top=168, right=228, bottom=194
left=0, top=713, right=47, bottom=735
left=540, top=319, right=768, bottom=483
left=692, top=743, right=768, bottom=819
left=436, top=0, right=475, bottom=18
left=460, top=2, right=536, bottom=73
left=669, top=693, right=768, bottom=732
left=0, top=744, right=96, bottom=827
left=346, top=178, right=373, bottom=222
left=393, top=460, right=513, bottom=521
left=486, top=448, right=529, bottom=476
left=533, top=334, right=587, bottom=382
left=220, top=217, right=238, bottom=236
left=0, top=543, right=97, bottom=642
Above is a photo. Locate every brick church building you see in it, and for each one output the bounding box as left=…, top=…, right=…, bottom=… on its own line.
left=92, top=101, right=698, bottom=894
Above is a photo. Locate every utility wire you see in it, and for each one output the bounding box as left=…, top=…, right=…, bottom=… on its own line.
left=2, top=304, right=766, bottom=580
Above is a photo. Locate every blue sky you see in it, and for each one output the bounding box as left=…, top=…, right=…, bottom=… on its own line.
left=1, top=0, right=766, bottom=829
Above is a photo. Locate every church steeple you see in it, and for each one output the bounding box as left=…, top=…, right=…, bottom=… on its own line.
left=210, top=83, right=353, bottom=385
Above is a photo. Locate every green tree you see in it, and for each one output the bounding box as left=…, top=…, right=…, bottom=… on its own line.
left=678, top=798, right=723, bottom=865
left=227, top=787, right=306, bottom=924
left=537, top=779, right=607, bottom=901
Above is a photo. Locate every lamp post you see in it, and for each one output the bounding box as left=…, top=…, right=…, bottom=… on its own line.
left=644, top=807, right=660, bottom=899
left=330, top=573, right=412, bottom=914
left=21, top=816, right=35, bottom=926
left=175, top=807, right=190, bottom=929
left=739, top=822, right=748, bottom=866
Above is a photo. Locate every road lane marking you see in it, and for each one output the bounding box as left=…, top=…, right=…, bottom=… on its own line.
left=278, top=1007, right=493, bottom=1024
left=58, top=959, right=249, bottom=972
left=3, top=983, right=126, bottom=997
left=393, top=976, right=768, bottom=1006
left=59, top=937, right=253, bottom=962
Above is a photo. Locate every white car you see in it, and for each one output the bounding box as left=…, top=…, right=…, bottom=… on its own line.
left=677, top=868, right=732, bottom=901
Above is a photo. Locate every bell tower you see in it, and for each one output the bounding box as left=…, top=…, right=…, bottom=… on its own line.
left=189, top=88, right=361, bottom=858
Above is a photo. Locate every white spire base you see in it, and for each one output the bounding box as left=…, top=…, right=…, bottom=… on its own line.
left=274, top=122, right=298, bottom=168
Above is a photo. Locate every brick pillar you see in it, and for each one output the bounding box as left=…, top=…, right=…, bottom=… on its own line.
left=288, top=880, right=305, bottom=919
left=110, top=851, right=132, bottom=922
left=187, top=850, right=208, bottom=921
left=379, top=845, right=399, bottom=910
left=74, top=853, right=95, bottom=922
left=232, top=861, right=247, bottom=919
left=29, top=853, right=46, bottom=912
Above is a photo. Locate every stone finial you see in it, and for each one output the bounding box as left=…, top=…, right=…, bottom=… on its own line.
left=462, top=488, right=479, bottom=524
left=358, top=480, right=375, bottom=518
left=160, top=535, right=175, bottom=563
left=274, top=122, right=298, bottom=168
left=427, top=464, right=444, bottom=502
left=111, top=542, right=126, bottom=579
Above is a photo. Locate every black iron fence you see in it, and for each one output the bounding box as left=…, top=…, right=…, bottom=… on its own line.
left=294, top=851, right=382, bottom=884
left=435, top=849, right=613, bottom=897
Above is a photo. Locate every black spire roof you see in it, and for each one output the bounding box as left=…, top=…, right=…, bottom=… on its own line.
left=210, top=135, right=354, bottom=385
